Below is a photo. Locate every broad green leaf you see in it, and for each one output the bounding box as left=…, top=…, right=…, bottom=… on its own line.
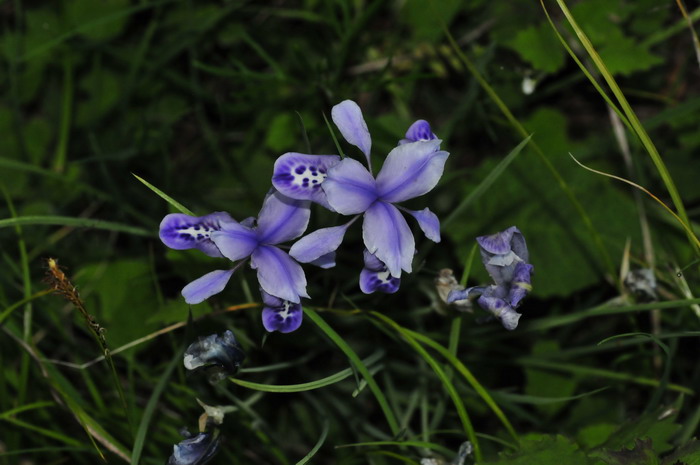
left=662, top=440, right=700, bottom=465
left=78, top=259, right=159, bottom=348
left=481, top=434, right=590, bottom=465
left=577, top=423, right=619, bottom=450
left=265, top=113, right=297, bottom=152
left=594, top=438, right=659, bottom=465
left=401, top=0, right=464, bottom=42
left=507, top=23, right=565, bottom=73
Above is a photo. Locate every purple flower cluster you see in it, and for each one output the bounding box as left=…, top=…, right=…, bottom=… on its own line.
left=447, top=227, right=534, bottom=330
left=159, top=100, right=449, bottom=333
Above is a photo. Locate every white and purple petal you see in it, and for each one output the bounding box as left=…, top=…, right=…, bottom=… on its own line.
left=159, top=212, right=234, bottom=258
left=210, top=222, right=258, bottom=262
left=508, top=262, right=534, bottom=308
left=323, top=158, right=378, bottom=215
left=403, top=207, right=441, bottom=243
left=331, top=100, right=372, bottom=164
left=362, top=201, right=415, bottom=277
left=181, top=269, right=236, bottom=305
left=250, top=245, right=308, bottom=303
left=359, top=267, right=400, bottom=294
left=375, top=140, right=448, bottom=203
left=399, top=119, right=437, bottom=145
left=289, top=221, right=353, bottom=264
left=476, top=227, right=516, bottom=255
left=272, top=153, right=341, bottom=210
left=477, top=294, right=521, bottom=330
left=256, top=190, right=311, bottom=245
left=261, top=290, right=303, bottom=334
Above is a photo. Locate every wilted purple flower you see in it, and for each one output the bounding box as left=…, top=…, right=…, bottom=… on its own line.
left=273, top=100, right=448, bottom=284
left=183, top=330, right=245, bottom=382
left=447, top=226, right=533, bottom=330
left=159, top=190, right=310, bottom=305
left=167, top=429, right=220, bottom=465
left=360, top=249, right=400, bottom=294
left=261, top=290, right=303, bottom=333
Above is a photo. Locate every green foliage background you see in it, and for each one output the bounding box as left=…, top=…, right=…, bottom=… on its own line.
left=1, top=0, right=700, bottom=464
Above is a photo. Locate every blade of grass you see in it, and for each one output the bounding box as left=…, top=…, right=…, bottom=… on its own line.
left=443, top=135, right=531, bottom=228
left=370, top=312, right=481, bottom=461
left=53, top=57, right=73, bottom=172
left=132, top=173, right=194, bottom=215
left=569, top=153, right=700, bottom=250
left=130, top=345, right=183, bottom=465
left=0, top=216, right=152, bottom=236
left=0, top=290, right=53, bottom=326
left=539, top=1, right=633, bottom=132
left=337, top=440, right=453, bottom=457
left=2, top=187, right=32, bottom=409
left=444, top=29, right=617, bottom=280
left=294, top=419, right=329, bottom=465
left=389, top=319, right=518, bottom=444
left=231, top=351, right=383, bottom=393
left=516, top=358, right=692, bottom=395
left=304, top=308, right=399, bottom=436
left=552, top=0, right=699, bottom=255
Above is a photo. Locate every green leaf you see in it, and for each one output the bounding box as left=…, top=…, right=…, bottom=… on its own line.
left=601, top=409, right=681, bottom=455
left=481, top=434, right=590, bottom=465
left=507, top=23, right=566, bottom=73
left=662, top=440, right=700, bottom=465
left=78, top=259, right=159, bottom=348
left=401, top=0, right=464, bottom=42
left=265, top=112, right=297, bottom=152
left=594, top=438, right=659, bottom=465
left=597, top=33, right=662, bottom=76
left=577, top=423, right=619, bottom=450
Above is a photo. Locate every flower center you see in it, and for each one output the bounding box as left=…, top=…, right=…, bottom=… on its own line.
left=291, top=164, right=326, bottom=190
left=278, top=301, right=293, bottom=320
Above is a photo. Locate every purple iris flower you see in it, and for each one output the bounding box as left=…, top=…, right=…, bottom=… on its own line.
left=159, top=190, right=310, bottom=306
left=447, top=226, right=533, bottom=330
left=261, top=290, right=303, bottom=333
left=272, top=100, right=449, bottom=287
left=359, top=249, right=400, bottom=294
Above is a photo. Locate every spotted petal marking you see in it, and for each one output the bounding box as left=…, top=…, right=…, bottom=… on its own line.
left=272, top=153, right=341, bottom=210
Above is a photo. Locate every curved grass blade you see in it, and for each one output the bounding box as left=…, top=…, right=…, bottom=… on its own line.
left=132, top=173, right=194, bottom=216
left=231, top=351, right=383, bottom=393
left=443, top=28, right=617, bottom=279
left=130, top=346, right=182, bottom=465
left=395, top=322, right=518, bottom=444
left=516, top=358, right=692, bottom=395
left=0, top=216, right=152, bottom=236
left=294, top=419, right=329, bottom=465
left=337, top=440, right=453, bottom=457
left=493, top=387, right=608, bottom=405
left=444, top=135, right=531, bottom=228
left=304, top=308, right=400, bottom=436
left=369, top=312, right=481, bottom=461
left=552, top=0, right=699, bottom=255
left=569, top=153, right=700, bottom=249
left=0, top=290, right=52, bottom=327
left=539, top=0, right=632, bottom=132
